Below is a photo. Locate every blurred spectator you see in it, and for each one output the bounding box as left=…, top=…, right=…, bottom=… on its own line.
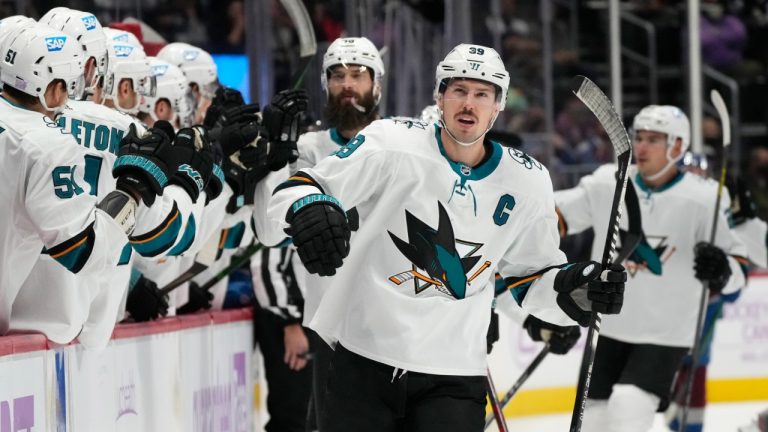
left=207, top=0, right=245, bottom=53
left=554, top=97, right=613, bottom=165
left=309, top=0, right=345, bottom=42
left=700, top=0, right=762, bottom=80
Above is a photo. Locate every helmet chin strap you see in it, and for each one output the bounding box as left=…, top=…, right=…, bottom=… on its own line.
left=642, top=146, right=682, bottom=182
left=438, top=107, right=498, bottom=147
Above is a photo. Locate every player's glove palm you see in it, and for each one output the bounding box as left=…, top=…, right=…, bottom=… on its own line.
left=113, top=121, right=178, bottom=205
left=262, top=89, right=308, bottom=170
left=554, top=261, right=626, bottom=326
left=693, top=242, right=731, bottom=292
left=523, top=315, right=581, bottom=355
left=126, top=275, right=169, bottom=322
left=285, top=195, right=351, bottom=276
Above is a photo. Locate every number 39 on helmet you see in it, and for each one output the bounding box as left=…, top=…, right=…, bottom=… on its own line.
left=434, top=44, right=510, bottom=111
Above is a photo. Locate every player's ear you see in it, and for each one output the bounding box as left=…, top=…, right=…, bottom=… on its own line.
left=671, top=137, right=683, bottom=159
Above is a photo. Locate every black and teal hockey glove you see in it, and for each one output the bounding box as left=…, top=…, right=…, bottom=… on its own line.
left=262, top=89, right=308, bottom=170
left=523, top=315, right=581, bottom=355
left=177, top=281, right=214, bottom=314
left=693, top=242, right=731, bottom=292
left=113, top=121, right=178, bottom=206
left=554, top=261, right=626, bottom=326
left=285, top=194, right=351, bottom=276
left=169, top=126, right=222, bottom=203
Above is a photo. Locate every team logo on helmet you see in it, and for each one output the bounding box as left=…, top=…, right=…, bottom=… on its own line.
left=182, top=49, right=199, bottom=61
left=81, top=15, right=98, bottom=31
left=44, top=36, right=67, bottom=52
left=151, top=64, right=169, bottom=76
left=114, top=44, right=134, bottom=58
left=387, top=202, right=491, bottom=299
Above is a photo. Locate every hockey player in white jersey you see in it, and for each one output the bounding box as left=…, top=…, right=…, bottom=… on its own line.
left=8, top=10, right=220, bottom=347
left=251, top=36, right=384, bottom=432
left=157, top=42, right=218, bottom=125
left=555, top=105, right=748, bottom=432
left=262, top=43, right=626, bottom=431
left=0, top=23, right=182, bottom=336
left=138, top=57, right=194, bottom=129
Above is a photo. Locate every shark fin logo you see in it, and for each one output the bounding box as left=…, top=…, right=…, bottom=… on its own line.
left=387, top=202, right=490, bottom=299
left=619, top=229, right=676, bottom=276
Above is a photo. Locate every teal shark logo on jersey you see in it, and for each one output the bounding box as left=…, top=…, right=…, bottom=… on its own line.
left=620, top=229, right=674, bottom=276
left=387, top=202, right=491, bottom=299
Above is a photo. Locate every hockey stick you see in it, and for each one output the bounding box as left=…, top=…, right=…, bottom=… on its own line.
left=196, top=242, right=264, bottom=292
left=568, top=76, right=633, bottom=432
left=159, top=232, right=221, bottom=295
left=484, top=344, right=550, bottom=430
left=485, top=367, right=510, bottom=432
left=280, top=0, right=317, bottom=90
left=678, top=89, right=731, bottom=432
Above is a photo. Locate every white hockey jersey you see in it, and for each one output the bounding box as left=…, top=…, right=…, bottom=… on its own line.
left=10, top=100, right=195, bottom=347
left=733, top=217, right=767, bottom=269
left=252, top=128, right=351, bottom=323
left=0, top=97, right=130, bottom=335
left=263, top=119, right=573, bottom=376
left=555, top=164, right=747, bottom=347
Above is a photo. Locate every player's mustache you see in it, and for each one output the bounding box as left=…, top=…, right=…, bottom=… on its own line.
left=455, top=110, right=477, bottom=120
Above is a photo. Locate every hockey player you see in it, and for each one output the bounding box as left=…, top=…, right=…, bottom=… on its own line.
left=251, top=36, right=385, bottom=432
left=260, top=43, right=626, bottom=431
left=157, top=42, right=218, bottom=125
left=139, top=57, right=194, bottom=129
left=555, top=105, right=747, bottom=432
left=8, top=9, right=217, bottom=346
left=666, top=169, right=764, bottom=432
left=0, top=23, right=181, bottom=336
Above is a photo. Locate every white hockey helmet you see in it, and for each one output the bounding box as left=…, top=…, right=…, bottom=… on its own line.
left=103, top=39, right=156, bottom=114
left=102, top=27, right=143, bottom=48
left=156, top=42, right=218, bottom=99
left=0, top=23, right=84, bottom=113
left=320, top=37, right=385, bottom=100
left=434, top=44, right=510, bottom=111
left=0, top=15, right=35, bottom=49
left=141, top=57, right=193, bottom=125
left=632, top=105, right=691, bottom=152
left=39, top=8, right=108, bottom=97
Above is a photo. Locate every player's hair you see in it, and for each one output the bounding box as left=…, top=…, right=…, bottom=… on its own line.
left=3, top=84, right=43, bottom=107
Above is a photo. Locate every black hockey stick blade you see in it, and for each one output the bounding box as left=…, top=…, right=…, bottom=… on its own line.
left=484, top=344, right=550, bottom=430
left=613, top=180, right=643, bottom=264
left=569, top=76, right=633, bottom=432
left=159, top=232, right=221, bottom=295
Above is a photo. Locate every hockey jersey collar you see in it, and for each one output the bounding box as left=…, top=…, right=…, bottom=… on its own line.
left=0, top=95, right=34, bottom=112
left=329, top=128, right=350, bottom=146
left=634, top=169, right=685, bottom=194
left=434, top=124, right=502, bottom=181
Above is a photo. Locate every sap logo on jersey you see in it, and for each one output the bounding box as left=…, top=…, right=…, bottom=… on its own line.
left=81, top=15, right=98, bottom=31
left=182, top=49, right=199, bottom=61
left=44, top=36, right=67, bottom=52
left=114, top=44, right=134, bottom=58
left=151, top=64, right=169, bottom=76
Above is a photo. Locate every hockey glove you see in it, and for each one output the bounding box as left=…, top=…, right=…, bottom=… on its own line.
left=261, top=89, right=308, bottom=170
left=285, top=194, right=351, bottom=276
left=126, top=275, right=169, bottom=322
left=523, top=315, right=581, bottom=355
left=176, top=281, right=214, bottom=314
left=113, top=121, right=178, bottom=206
left=222, top=151, right=269, bottom=211
left=694, top=242, right=732, bottom=292
left=169, top=126, right=222, bottom=203
left=554, top=261, right=626, bottom=326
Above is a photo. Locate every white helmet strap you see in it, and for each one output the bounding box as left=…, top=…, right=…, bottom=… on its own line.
left=642, top=141, right=683, bottom=182
left=437, top=106, right=498, bottom=147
